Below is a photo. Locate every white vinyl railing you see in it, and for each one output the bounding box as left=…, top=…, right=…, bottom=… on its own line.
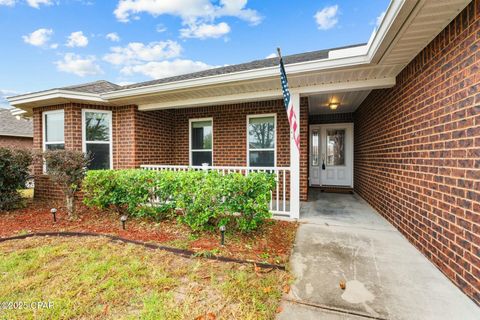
left=140, top=165, right=291, bottom=217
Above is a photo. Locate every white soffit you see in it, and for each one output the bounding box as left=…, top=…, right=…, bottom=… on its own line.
left=379, top=0, right=471, bottom=65
left=308, top=90, right=371, bottom=115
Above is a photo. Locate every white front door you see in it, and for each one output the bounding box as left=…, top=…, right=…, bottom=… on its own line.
left=309, top=123, right=353, bottom=187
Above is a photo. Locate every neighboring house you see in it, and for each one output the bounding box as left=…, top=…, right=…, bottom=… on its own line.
left=0, top=108, right=33, bottom=149
left=7, top=0, right=479, bottom=304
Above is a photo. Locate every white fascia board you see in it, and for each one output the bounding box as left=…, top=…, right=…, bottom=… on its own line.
left=7, top=89, right=106, bottom=106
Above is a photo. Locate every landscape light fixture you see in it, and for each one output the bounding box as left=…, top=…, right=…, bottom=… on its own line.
left=219, top=225, right=226, bottom=246
left=50, top=208, right=57, bottom=222
left=120, top=215, right=128, bottom=230
left=329, top=102, right=340, bottom=110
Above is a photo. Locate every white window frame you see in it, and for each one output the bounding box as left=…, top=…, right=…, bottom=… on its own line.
left=189, top=117, right=213, bottom=166
left=247, top=113, right=277, bottom=167
left=43, top=109, right=65, bottom=152
left=43, top=109, right=65, bottom=173
left=82, top=109, right=113, bottom=170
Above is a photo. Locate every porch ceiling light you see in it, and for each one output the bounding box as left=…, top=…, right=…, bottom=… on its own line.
left=329, top=102, right=340, bottom=110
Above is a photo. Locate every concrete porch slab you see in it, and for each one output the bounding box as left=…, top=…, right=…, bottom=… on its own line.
left=277, top=192, right=479, bottom=320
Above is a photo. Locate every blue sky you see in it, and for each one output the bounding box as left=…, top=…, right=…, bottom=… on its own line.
left=0, top=0, right=390, bottom=107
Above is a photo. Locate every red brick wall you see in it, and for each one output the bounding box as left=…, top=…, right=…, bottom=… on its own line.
left=135, top=109, right=174, bottom=166
left=354, top=1, right=480, bottom=304
left=113, top=105, right=137, bottom=168
left=0, top=135, right=32, bottom=149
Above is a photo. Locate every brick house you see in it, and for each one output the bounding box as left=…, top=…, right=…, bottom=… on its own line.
left=7, top=0, right=479, bottom=304
left=0, top=108, right=33, bottom=149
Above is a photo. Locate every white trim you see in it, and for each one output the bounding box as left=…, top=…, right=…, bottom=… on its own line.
left=42, top=109, right=65, bottom=173
left=247, top=113, right=277, bottom=168
left=81, top=109, right=113, bottom=170
left=189, top=117, right=213, bottom=166
left=8, top=89, right=106, bottom=106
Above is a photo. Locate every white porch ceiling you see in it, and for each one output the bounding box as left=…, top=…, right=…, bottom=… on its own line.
left=308, top=90, right=371, bottom=115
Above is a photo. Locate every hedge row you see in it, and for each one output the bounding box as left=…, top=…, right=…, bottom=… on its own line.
left=83, top=169, right=276, bottom=232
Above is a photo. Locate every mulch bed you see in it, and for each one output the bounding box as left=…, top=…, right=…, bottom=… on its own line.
left=0, top=200, right=299, bottom=265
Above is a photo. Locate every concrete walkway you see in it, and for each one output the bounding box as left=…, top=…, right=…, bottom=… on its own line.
left=277, top=191, right=480, bottom=320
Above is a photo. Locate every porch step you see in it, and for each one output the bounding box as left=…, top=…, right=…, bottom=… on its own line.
left=313, top=186, right=354, bottom=194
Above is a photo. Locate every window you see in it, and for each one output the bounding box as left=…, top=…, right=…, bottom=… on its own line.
left=326, top=129, right=345, bottom=166
left=190, top=119, right=212, bottom=166
left=83, top=110, right=112, bottom=170
left=248, top=115, right=276, bottom=167
left=43, top=110, right=65, bottom=151
left=311, top=129, right=319, bottom=166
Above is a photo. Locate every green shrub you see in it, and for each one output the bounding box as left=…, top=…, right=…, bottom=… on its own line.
left=0, top=148, right=32, bottom=211
left=83, top=169, right=177, bottom=220
left=223, top=172, right=276, bottom=232
left=83, top=169, right=275, bottom=232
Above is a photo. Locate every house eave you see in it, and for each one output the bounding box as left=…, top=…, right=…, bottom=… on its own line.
left=7, top=90, right=110, bottom=116
left=7, top=89, right=106, bottom=106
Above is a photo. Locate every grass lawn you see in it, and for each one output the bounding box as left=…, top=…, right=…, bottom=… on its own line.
left=0, top=236, right=290, bottom=320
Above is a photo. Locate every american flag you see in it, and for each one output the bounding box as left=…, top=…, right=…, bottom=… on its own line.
left=278, top=50, right=300, bottom=151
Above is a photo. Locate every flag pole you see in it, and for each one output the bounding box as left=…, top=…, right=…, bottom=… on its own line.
left=275, top=46, right=300, bottom=219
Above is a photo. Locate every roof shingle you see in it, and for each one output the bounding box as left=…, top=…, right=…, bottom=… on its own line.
left=0, top=108, right=33, bottom=137
left=119, top=44, right=365, bottom=90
